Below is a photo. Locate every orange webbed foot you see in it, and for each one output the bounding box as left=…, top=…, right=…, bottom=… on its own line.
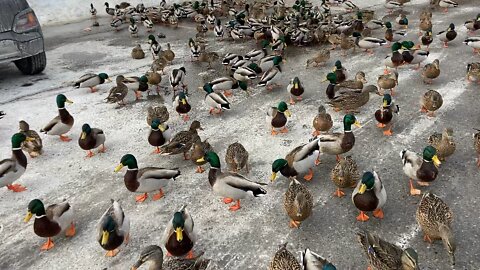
left=152, top=147, right=162, bottom=154
left=312, top=130, right=321, bottom=136
left=229, top=200, right=241, bottom=211
left=65, top=222, right=76, bottom=237
left=373, top=209, right=384, bottom=219
left=280, top=127, right=289, bottom=133
left=333, top=188, right=345, bottom=197
left=288, top=220, right=301, bottom=228
left=195, top=166, right=205, bottom=173
left=135, top=193, right=148, bottom=203
left=40, top=238, right=55, bottom=251
left=6, top=184, right=27, bottom=192
left=383, top=129, right=393, bottom=136
left=223, top=197, right=234, bottom=204
left=409, top=179, right=421, bottom=196
left=105, top=249, right=120, bottom=257
left=376, top=123, right=386, bottom=128
left=303, top=169, right=313, bottom=181
left=59, top=135, right=72, bottom=142
left=186, top=250, right=195, bottom=259
left=152, top=189, right=165, bottom=201
left=423, top=234, right=433, bottom=243
left=98, top=145, right=106, bottom=153
left=86, top=150, right=95, bottom=158
left=356, top=211, right=370, bottom=222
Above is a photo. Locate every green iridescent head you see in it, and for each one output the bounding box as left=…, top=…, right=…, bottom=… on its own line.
left=277, top=101, right=289, bottom=113
left=115, top=154, right=138, bottom=171
left=343, top=114, right=360, bottom=131
left=199, top=151, right=221, bottom=168
left=11, top=133, right=27, bottom=148
left=273, top=56, right=283, bottom=66
left=334, top=60, right=343, bottom=69
left=140, top=75, right=148, bottom=83
left=56, top=94, right=73, bottom=108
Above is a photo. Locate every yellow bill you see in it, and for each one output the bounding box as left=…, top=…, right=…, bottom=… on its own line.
left=101, top=231, right=109, bottom=245
left=176, top=227, right=183, bottom=242
left=181, top=99, right=187, bottom=105
left=80, top=132, right=86, bottom=140
left=354, top=121, right=362, bottom=128
left=25, top=137, right=35, bottom=142
left=65, top=99, right=74, bottom=104
left=24, top=211, right=33, bottom=222
left=432, top=155, right=441, bottom=167
left=358, top=183, right=367, bottom=194
left=114, top=164, right=124, bottom=172
left=383, top=100, right=388, bottom=107
left=196, top=157, right=205, bottom=163
left=159, top=124, right=166, bottom=132
left=284, top=110, right=292, bottom=117
left=270, top=172, right=277, bottom=182
left=294, top=83, right=299, bottom=89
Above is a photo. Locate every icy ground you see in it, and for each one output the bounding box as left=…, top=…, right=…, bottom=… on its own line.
left=1, top=0, right=480, bottom=269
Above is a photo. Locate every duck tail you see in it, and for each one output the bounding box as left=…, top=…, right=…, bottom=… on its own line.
left=173, top=169, right=181, bottom=180
left=221, top=103, right=231, bottom=110
left=252, top=186, right=267, bottom=197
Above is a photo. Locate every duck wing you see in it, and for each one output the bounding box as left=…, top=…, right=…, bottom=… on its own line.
left=74, top=73, right=97, bottom=87
left=0, top=158, right=16, bottom=178
left=220, top=172, right=267, bottom=196
left=41, top=116, right=61, bottom=133
left=138, top=167, right=180, bottom=180
left=286, top=139, right=319, bottom=166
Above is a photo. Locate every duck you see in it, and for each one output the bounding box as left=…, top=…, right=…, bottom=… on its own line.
left=384, top=42, right=404, bottom=71
left=327, top=33, right=342, bottom=50
left=421, top=89, right=443, bottom=117
left=352, top=171, right=386, bottom=222
left=464, top=37, right=480, bottom=54
left=422, top=59, right=441, bottom=84
left=384, top=1, right=403, bottom=13
left=198, top=51, right=220, bottom=68
left=268, top=243, right=301, bottom=270
left=353, top=32, right=386, bottom=54
left=419, top=18, right=432, bottom=35
left=148, top=35, right=162, bottom=59
left=333, top=60, right=347, bottom=84
left=132, top=245, right=210, bottom=270
left=419, top=30, right=433, bottom=50
left=97, top=199, right=129, bottom=257
left=464, top=14, right=480, bottom=33
left=327, top=84, right=379, bottom=113
left=78, top=123, right=106, bottom=158
left=340, top=33, right=355, bottom=56
left=259, top=66, right=282, bottom=91
left=205, top=77, right=248, bottom=97
left=230, top=56, right=249, bottom=72
left=286, top=77, right=304, bottom=104
left=225, top=142, right=249, bottom=173
left=197, top=151, right=267, bottom=211
left=316, top=114, right=361, bottom=162
left=323, top=73, right=338, bottom=98
left=300, top=248, right=337, bottom=270
left=214, top=19, right=224, bottom=39
left=259, top=55, right=282, bottom=73
left=378, top=70, right=398, bottom=95
left=357, top=230, right=419, bottom=270
left=146, top=69, right=162, bottom=94
left=110, top=17, right=123, bottom=31
left=475, top=129, right=480, bottom=167
left=104, top=2, right=115, bottom=16
left=384, top=22, right=407, bottom=44
left=191, top=138, right=212, bottom=174
left=233, top=66, right=258, bottom=82
left=271, top=139, right=320, bottom=182
left=409, top=48, right=430, bottom=70
left=312, top=105, right=333, bottom=136
left=283, top=178, right=313, bottom=228
left=74, top=73, right=110, bottom=93
left=128, top=18, right=138, bottom=37
left=245, top=40, right=270, bottom=62
left=331, top=155, right=359, bottom=198
left=152, top=56, right=168, bottom=74
left=161, top=121, right=203, bottom=160
left=163, top=43, right=176, bottom=63
left=400, top=146, right=441, bottom=196
left=123, top=75, right=148, bottom=99
left=24, top=199, right=75, bottom=250
left=437, top=23, right=457, bottom=48
left=416, top=192, right=455, bottom=265
left=188, top=38, right=201, bottom=59
left=203, top=83, right=231, bottom=114
left=170, top=67, right=187, bottom=90
left=396, top=13, right=409, bottom=29
left=40, top=94, right=74, bottom=142
left=439, top=0, right=458, bottom=13
left=266, top=101, right=291, bottom=135
left=1, top=133, right=32, bottom=192
left=146, top=105, right=169, bottom=126
left=105, top=75, right=136, bottom=105
left=375, top=94, right=399, bottom=136
left=19, top=120, right=42, bottom=158
left=222, top=53, right=241, bottom=69
left=90, top=3, right=97, bottom=18
left=114, top=154, right=181, bottom=202
left=173, top=91, right=192, bottom=121
left=467, top=62, right=480, bottom=83
left=428, top=128, right=455, bottom=161
left=142, top=15, right=154, bottom=31
left=335, top=71, right=367, bottom=92
left=131, top=44, right=145, bottom=59
left=148, top=119, right=172, bottom=154
left=161, top=205, right=196, bottom=258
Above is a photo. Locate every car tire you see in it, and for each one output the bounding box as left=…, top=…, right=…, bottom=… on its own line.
left=14, top=52, right=47, bottom=75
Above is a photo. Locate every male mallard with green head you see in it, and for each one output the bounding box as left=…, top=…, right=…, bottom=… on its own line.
left=78, top=123, right=106, bottom=158
left=114, top=154, right=181, bottom=202
left=203, top=83, right=231, bottom=114
left=24, top=199, right=75, bottom=250
left=162, top=205, right=196, bottom=258
left=400, top=146, right=441, bottom=195
left=174, top=91, right=192, bottom=121
left=148, top=119, right=172, bottom=154
left=40, top=94, right=74, bottom=142
left=97, top=199, right=129, bottom=257
left=324, top=72, right=338, bottom=100
left=375, top=94, right=399, bottom=136
left=266, top=101, right=292, bottom=135
left=301, top=248, right=337, bottom=270
left=74, top=73, right=110, bottom=92
left=1, top=133, right=33, bottom=192
left=287, top=77, right=304, bottom=104
left=352, top=171, right=386, bottom=222
left=197, top=151, right=267, bottom=211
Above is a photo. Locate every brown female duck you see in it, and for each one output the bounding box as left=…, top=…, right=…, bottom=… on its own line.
left=284, top=178, right=313, bottom=228
left=225, top=142, right=249, bottom=173
left=428, top=128, right=455, bottom=161
left=312, top=105, right=333, bottom=136
left=331, top=155, right=359, bottom=197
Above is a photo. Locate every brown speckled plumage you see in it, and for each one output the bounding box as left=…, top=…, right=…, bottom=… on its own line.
left=421, top=89, right=443, bottom=114
left=225, top=142, right=249, bottom=173
left=269, top=243, right=301, bottom=270
left=331, top=156, right=359, bottom=189
left=19, top=120, right=43, bottom=158
left=146, top=105, right=169, bottom=126
left=284, top=179, right=313, bottom=227
left=312, top=105, right=333, bottom=135
left=428, top=128, right=456, bottom=161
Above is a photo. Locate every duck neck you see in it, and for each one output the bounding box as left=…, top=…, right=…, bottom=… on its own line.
left=344, top=123, right=353, bottom=132
left=124, top=167, right=140, bottom=192
left=12, top=148, right=27, bottom=168
left=58, top=107, right=71, bottom=122
left=208, top=167, right=220, bottom=187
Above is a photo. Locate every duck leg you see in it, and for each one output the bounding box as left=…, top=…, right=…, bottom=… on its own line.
left=65, top=222, right=76, bottom=237
left=152, top=147, right=162, bottom=154
left=289, top=96, right=296, bottom=105
left=186, top=250, right=195, bottom=259
left=59, top=135, right=72, bottom=142
left=417, top=181, right=430, bottom=186
left=280, top=127, right=289, bottom=133
left=40, top=237, right=55, bottom=251
left=288, top=219, right=301, bottom=228
left=152, top=189, right=165, bottom=201
left=6, top=184, right=27, bottom=192
left=336, top=155, right=342, bottom=162
left=223, top=197, right=234, bottom=204
left=229, top=200, right=241, bottom=211
left=423, top=234, right=433, bottom=243
left=373, top=209, right=384, bottom=219
left=98, top=144, right=106, bottom=153
left=271, top=128, right=279, bottom=136
left=376, top=123, right=386, bottom=128
left=333, top=188, right=345, bottom=197
left=356, top=211, right=370, bottom=222
left=89, top=86, right=97, bottom=93
left=409, top=179, right=421, bottom=195
left=105, top=249, right=120, bottom=257
left=86, top=150, right=95, bottom=158
left=303, top=168, right=313, bottom=181
left=182, top=114, right=190, bottom=121
left=312, top=130, right=321, bottom=136
left=135, top=193, right=148, bottom=202
left=223, top=90, right=233, bottom=97
left=383, top=123, right=393, bottom=136
left=195, top=166, right=205, bottom=173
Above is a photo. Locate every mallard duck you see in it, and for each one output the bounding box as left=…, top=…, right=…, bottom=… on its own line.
left=123, top=75, right=148, bottom=99
left=282, top=178, right=313, bottom=228
left=268, top=243, right=301, bottom=270
left=198, top=51, right=220, bottom=68
left=90, top=3, right=97, bottom=18
left=377, top=70, right=398, bottom=95
left=420, top=89, right=443, bottom=117
left=316, top=114, right=361, bottom=162
left=142, top=15, right=154, bottom=31
left=74, top=73, right=110, bottom=92
left=1, top=133, right=32, bottom=192
left=353, top=32, right=386, bottom=54
left=416, top=192, right=455, bottom=265
left=301, top=248, right=337, bottom=270
left=148, top=35, right=162, bottom=59
left=330, top=155, right=359, bottom=198
left=146, top=105, right=169, bottom=126
left=149, top=119, right=172, bottom=154
left=129, top=18, right=138, bottom=37
left=357, top=230, right=419, bottom=270
left=104, top=2, right=115, bottom=16
left=384, top=1, right=403, bottom=13
left=312, top=105, right=333, bottom=136
left=271, top=139, right=319, bottom=182
left=114, top=154, right=181, bottom=202
left=419, top=17, right=432, bottom=35
left=366, top=19, right=385, bottom=30
left=230, top=56, right=249, bottom=72
left=473, top=129, right=480, bottom=167
left=286, top=77, right=304, bottom=104
left=203, top=83, right=231, bottom=114
left=340, top=33, right=355, bottom=56
left=214, top=19, right=224, bottom=39
left=419, top=30, right=433, bottom=50
left=245, top=40, right=270, bottom=62
left=110, top=17, right=123, bottom=31
left=464, top=14, right=480, bottom=33
left=24, top=199, right=75, bottom=250
left=188, top=38, right=201, bottom=59
left=327, top=33, right=342, bottom=50
left=152, top=56, right=168, bottom=74
left=335, top=71, right=367, bottom=92
left=409, top=48, right=429, bottom=70
left=400, top=146, right=441, bottom=195
left=132, top=245, right=210, bottom=270
left=173, top=91, right=192, bottom=121
left=205, top=77, right=247, bottom=97
left=428, top=128, right=455, bottom=161
left=222, top=53, right=241, bottom=69
left=259, top=66, right=282, bottom=91
left=375, top=94, right=399, bottom=136
left=161, top=205, right=196, bottom=258
left=19, top=120, right=42, bottom=158
left=40, top=94, right=74, bottom=142
left=225, top=142, right=249, bottom=173
left=333, top=60, right=347, bottom=84
left=384, top=22, right=407, bottom=44
left=439, top=0, right=458, bottom=13
left=467, top=62, right=480, bottom=83
left=384, top=42, right=404, bottom=71
left=96, top=199, right=129, bottom=257
left=163, top=43, right=176, bottom=63
left=146, top=69, right=162, bottom=94
left=78, top=123, right=106, bottom=158
left=464, top=37, right=480, bottom=54
left=170, top=67, right=187, bottom=90
left=396, top=13, right=409, bottom=29
left=131, top=44, right=145, bottom=59
left=327, top=85, right=379, bottom=112
left=259, top=55, right=282, bottom=73
left=105, top=75, right=136, bottom=105
left=190, top=138, right=211, bottom=173
left=352, top=171, right=386, bottom=222
left=197, top=151, right=267, bottom=211
left=161, top=121, right=203, bottom=159
left=437, top=23, right=457, bottom=48
left=266, top=101, right=291, bottom=135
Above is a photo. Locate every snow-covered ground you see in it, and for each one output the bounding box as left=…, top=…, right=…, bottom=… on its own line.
left=1, top=0, right=480, bottom=269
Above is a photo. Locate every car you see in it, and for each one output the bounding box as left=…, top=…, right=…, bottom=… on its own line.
left=0, top=0, right=46, bottom=75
